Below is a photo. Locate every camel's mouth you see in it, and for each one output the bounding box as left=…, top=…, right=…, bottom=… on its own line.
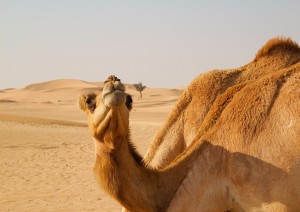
left=101, top=80, right=127, bottom=108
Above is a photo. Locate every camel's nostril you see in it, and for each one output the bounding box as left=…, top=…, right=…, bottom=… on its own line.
left=105, top=75, right=121, bottom=84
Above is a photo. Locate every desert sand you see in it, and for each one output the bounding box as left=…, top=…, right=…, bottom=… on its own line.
left=0, top=79, right=182, bottom=211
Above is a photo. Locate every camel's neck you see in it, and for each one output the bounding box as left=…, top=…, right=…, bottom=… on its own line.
left=93, top=134, right=195, bottom=211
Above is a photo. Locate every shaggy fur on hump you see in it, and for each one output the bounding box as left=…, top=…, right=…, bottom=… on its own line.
left=255, top=37, right=300, bottom=60
left=143, top=37, right=300, bottom=169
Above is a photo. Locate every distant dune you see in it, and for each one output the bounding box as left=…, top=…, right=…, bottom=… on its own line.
left=23, top=79, right=99, bottom=91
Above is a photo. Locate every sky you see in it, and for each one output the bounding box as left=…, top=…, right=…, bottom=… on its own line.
left=0, top=0, right=300, bottom=89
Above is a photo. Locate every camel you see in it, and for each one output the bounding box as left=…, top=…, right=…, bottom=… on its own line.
left=78, top=37, right=300, bottom=211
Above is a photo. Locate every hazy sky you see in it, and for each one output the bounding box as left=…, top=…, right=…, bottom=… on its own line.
left=1, top=0, right=300, bottom=89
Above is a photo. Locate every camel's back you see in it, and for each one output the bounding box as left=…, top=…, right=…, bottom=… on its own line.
left=144, top=37, right=300, bottom=168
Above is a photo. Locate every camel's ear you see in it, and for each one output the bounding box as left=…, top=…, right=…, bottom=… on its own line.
left=77, top=92, right=97, bottom=113
left=125, top=94, right=133, bottom=111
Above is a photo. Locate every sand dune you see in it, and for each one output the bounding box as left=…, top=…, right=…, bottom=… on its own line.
left=0, top=79, right=182, bottom=211
left=24, top=79, right=99, bottom=91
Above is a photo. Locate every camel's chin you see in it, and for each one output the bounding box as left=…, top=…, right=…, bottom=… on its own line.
left=103, top=91, right=126, bottom=108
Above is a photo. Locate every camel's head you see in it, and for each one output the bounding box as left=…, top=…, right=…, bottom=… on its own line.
left=78, top=75, right=132, bottom=146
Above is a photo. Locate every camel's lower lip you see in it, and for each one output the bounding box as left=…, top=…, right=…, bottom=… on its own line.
left=102, top=89, right=124, bottom=98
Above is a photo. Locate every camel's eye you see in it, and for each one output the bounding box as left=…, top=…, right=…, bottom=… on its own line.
left=125, top=94, right=133, bottom=111
left=86, top=97, right=92, bottom=104
left=86, top=97, right=96, bottom=112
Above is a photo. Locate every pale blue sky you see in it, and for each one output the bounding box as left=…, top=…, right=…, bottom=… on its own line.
left=1, top=0, right=299, bottom=89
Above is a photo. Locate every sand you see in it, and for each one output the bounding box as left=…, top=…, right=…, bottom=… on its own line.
left=0, top=79, right=182, bottom=211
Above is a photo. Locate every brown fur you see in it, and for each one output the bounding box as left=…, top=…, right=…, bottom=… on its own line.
left=79, top=38, right=300, bottom=211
